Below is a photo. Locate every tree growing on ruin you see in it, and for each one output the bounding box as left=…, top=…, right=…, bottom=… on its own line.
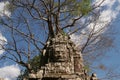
left=0, top=0, right=113, bottom=79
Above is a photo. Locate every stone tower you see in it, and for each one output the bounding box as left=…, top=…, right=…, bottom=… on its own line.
left=28, top=33, right=98, bottom=80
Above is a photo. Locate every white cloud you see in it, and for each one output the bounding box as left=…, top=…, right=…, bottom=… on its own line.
left=70, top=34, right=88, bottom=47
left=0, top=33, right=7, bottom=55
left=0, top=64, right=20, bottom=80
left=71, top=0, right=120, bottom=46
left=88, top=0, right=119, bottom=33
left=0, top=1, right=10, bottom=54
left=0, top=1, right=11, bottom=17
left=0, top=1, right=19, bottom=80
left=101, top=0, right=116, bottom=7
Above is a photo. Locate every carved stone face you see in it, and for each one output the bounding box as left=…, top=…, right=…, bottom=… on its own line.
left=54, top=51, right=67, bottom=62
left=48, top=34, right=70, bottom=62
left=48, top=48, right=68, bottom=62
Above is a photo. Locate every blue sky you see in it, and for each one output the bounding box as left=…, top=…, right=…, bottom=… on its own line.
left=0, top=0, right=120, bottom=80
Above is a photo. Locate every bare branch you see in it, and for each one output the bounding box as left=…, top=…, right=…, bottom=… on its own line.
left=62, top=15, right=83, bottom=30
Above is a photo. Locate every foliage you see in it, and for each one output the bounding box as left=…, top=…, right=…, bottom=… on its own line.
left=68, top=0, right=91, bottom=15
left=84, top=65, right=90, bottom=73
left=28, top=54, right=41, bottom=72
left=17, top=54, right=41, bottom=80
left=3, top=1, right=15, bottom=13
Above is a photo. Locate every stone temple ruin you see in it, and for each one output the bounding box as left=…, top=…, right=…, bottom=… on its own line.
left=28, top=33, right=98, bottom=80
